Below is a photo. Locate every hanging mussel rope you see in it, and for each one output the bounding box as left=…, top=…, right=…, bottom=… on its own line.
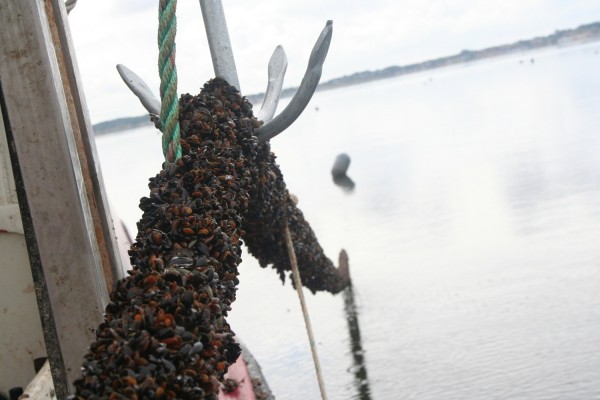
left=72, top=5, right=349, bottom=396
left=73, top=79, right=349, bottom=399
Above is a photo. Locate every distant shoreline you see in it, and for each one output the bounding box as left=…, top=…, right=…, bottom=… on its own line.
left=93, top=21, right=600, bottom=135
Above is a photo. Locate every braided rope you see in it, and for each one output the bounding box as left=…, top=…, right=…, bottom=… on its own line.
left=158, top=0, right=182, bottom=164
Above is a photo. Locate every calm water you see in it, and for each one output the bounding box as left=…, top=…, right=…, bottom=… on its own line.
left=95, top=42, right=600, bottom=400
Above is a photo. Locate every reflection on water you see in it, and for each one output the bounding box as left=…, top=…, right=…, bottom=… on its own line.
left=333, top=174, right=355, bottom=192
left=332, top=153, right=356, bottom=192
left=95, top=42, right=600, bottom=400
left=343, top=283, right=371, bottom=400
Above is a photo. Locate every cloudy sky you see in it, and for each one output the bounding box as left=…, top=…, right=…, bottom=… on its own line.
left=67, top=0, right=600, bottom=124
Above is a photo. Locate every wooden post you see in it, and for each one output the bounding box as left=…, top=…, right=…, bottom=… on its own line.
left=340, top=252, right=372, bottom=400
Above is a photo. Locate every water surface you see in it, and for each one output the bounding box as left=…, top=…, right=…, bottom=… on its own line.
left=96, top=42, right=600, bottom=399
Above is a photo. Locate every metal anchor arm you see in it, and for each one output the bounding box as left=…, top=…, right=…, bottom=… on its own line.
left=256, top=20, right=333, bottom=143
left=257, top=45, right=288, bottom=123
left=199, top=0, right=241, bottom=92
left=116, top=12, right=333, bottom=142
left=65, top=0, right=77, bottom=13
left=116, top=1, right=244, bottom=120
left=116, top=53, right=288, bottom=127
left=116, top=64, right=162, bottom=122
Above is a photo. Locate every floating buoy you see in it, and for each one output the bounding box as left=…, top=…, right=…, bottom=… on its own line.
left=332, top=153, right=355, bottom=191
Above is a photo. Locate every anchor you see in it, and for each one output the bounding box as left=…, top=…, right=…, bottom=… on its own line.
left=73, top=1, right=349, bottom=399
left=116, top=10, right=332, bottom=140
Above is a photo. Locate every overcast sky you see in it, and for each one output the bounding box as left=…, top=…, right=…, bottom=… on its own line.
left=67, top=0, right=600, bottom=124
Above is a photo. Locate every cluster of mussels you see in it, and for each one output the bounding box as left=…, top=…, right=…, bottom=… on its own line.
left=74, top=78, right=349, bottom=399
left=243, top=153, right=350, bottom=293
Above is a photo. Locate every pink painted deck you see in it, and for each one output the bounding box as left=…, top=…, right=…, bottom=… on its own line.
left=218, top=355, right=256, bottom=400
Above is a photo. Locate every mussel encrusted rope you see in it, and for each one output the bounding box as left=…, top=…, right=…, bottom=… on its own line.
left=73, top=79, right=349, bottom=399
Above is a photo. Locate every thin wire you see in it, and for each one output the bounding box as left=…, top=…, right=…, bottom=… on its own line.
left=284, top=223, right=329, bottom=400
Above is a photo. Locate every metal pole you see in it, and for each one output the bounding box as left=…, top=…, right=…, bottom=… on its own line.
left=199, top=0, right=241, bottom=91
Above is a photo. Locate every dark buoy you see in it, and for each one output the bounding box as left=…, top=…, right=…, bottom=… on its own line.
left=332, top=153, right=355, bottom=191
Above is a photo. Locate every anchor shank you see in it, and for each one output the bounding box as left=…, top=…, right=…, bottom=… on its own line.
left=199, top=0, right=241, bottom=92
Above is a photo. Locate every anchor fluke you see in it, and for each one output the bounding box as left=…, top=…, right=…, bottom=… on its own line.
left=116, top=64, right=162, bottom=127
left=257, top=45, right=288, bottom=123
left=256, top=20, right=333, bottom=142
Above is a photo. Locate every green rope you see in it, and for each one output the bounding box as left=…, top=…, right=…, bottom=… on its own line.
left=158, top=0, right=181, bottom=164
